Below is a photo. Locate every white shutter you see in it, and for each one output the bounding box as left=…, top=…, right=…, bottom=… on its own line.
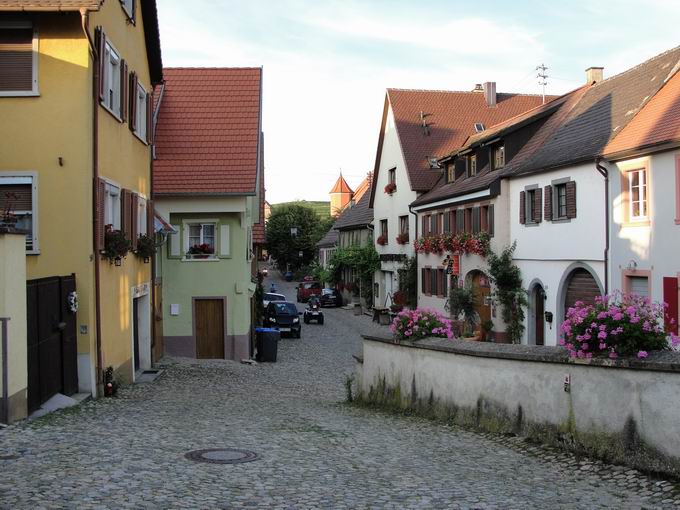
left=169, top=225, right=180, bottom=258
left=219, top=224, right=230, bottom=257
left=629, top=276, right=649, bottom=297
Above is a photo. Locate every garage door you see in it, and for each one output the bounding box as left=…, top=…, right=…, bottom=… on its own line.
left=564, top=268, right=600, bottom=315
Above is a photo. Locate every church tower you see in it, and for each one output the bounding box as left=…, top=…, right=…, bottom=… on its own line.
left=329, top=173, right=354, bottom=216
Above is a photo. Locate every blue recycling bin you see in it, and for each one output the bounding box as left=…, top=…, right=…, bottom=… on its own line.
left=255, top=328, right=280, bottom=362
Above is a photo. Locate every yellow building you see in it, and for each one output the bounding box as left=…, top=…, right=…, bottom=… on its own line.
left=0, top=0, right=163, bottom=409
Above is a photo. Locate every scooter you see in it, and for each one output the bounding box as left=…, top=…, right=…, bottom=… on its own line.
left=303, top=296, right=324, bottom=325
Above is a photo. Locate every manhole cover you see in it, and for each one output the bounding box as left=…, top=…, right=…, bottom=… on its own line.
left=184, top=448, right=258, bottom=465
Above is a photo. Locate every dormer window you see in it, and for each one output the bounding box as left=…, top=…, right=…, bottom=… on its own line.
left=494, top=145, right=505, bottom=169
left=468, top=154, right=477, bottom=177
left=446, top=163, right=455, bottom=183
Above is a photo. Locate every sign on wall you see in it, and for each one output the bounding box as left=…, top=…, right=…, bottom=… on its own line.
left=442, top=255, right=460, bottom=276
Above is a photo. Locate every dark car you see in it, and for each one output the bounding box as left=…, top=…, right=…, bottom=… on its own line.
left=319, top=288, right=343, bottom=307
left=264, top=301, right=301, bottom=338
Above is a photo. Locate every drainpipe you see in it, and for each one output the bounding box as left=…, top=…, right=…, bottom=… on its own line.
left=81, top=11, right=103, bottom=395
left=595, top=157, right=609, bottom=294
left=409, top=204, right=419, bottom=308
left=1, top=317, right=9, bottom=424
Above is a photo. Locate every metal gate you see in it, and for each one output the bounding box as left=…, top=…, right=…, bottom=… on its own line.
left=26, top=275, right=78, bottom=413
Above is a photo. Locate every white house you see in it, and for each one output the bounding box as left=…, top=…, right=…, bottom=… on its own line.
left=369, top=85, right=549, bottom=309
left=602, top=64, right=680, bottom=336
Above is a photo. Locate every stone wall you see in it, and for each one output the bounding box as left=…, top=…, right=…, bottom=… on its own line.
left=360, top=335, right=680, bottom=476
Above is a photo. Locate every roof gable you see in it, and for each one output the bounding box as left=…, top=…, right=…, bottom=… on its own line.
left=153, top=67, right=263, bottom=196
left=330, top=174, right=353, bottom=194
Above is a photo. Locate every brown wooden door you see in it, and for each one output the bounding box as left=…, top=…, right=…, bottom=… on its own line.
left=195, top=299, right=225, bottom=359
left=534, top=286, right=545, bottom=346
left=564, top=268, right=600, bottom=316
left=471, top=272, right=491, bottom=333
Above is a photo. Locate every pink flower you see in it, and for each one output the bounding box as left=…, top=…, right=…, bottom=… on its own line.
left=637, top=350, right=648, bottom=359
left=599, top=342, right=607, bottom=350
left=609, top=351, right=618, bottom=359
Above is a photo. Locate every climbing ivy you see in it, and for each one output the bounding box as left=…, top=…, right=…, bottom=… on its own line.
left=486, top=242, right=527, bottom=344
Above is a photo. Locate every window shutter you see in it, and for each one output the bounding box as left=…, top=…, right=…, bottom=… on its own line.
left=472, top=207, right=481, bottom=233
left=544, top=185, right=553, bottom=221
left=130, top=192, right=139, bottom=242
left=421, top=268, right=427, bottom=294
left=95, top=27, right=106, bottom=102
left=121, top=189, right=132, bottom=239
left=146, top=92, right=154, bottom=144
left=449, top=211, right=455, bottom=234
left=443, top=211, right=450, bottom=233
left=0, top=27, right=34, bottom=92
left=519, top=191, right=526, bottom=224
left=219, top=224, right=230, bottom=257
left=488, top=204, right=495, bottom=237
left=456, top=210, right=464, bottom=232
left=129, top=72, right=137, bottom=132
left=566, top=181, right=577, bottom=219
left=168, top=225, right=181, bottom=258
left=534, top=188, right=542, bottom=223
left=146, top=199, right=154, bottom=238
left=0, top=183, right=31, bottom=210
left=120, top=59, right=128, bottom=123
left=95, top=178, right=106, bottom=252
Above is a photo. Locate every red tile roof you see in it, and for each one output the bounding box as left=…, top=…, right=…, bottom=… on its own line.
left=253, top=135, right=266, bottom=245
left=386, top=88, right=554, bottom=192
left=0, top=0, right=101, bottom=10
left=604, top=69, right=680, bottom=157
left=352, top=173, right=373, bottom=203
left=329, top=174, right=353, bottom=194
left=153, top=67, right=262, bottom=195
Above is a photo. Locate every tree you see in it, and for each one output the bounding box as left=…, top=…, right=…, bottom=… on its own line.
left=266, top=204, right=332, bottom=270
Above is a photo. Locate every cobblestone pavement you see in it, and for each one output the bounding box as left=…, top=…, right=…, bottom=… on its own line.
left=2, top=272, right=680, bottom=509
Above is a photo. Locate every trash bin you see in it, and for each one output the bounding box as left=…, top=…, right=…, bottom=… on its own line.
left=255, top=328, right=280, bottom=362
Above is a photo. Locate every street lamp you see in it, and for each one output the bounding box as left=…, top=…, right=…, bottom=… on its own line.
left=290, top=226, right=298, bottom=238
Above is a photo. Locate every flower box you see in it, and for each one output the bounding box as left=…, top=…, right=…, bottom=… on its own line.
left=384, top=182, right=397, bottom=194
left=396, top=232, right=409, bottom=245
left=376, top=235, right=388, bottom=246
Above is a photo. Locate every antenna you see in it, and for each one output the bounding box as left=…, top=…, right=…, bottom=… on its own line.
left=536, top=63, right=548, bottom=104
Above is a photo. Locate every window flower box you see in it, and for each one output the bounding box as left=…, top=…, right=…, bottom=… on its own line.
left=135, top=233, right=156, bottom=263
left=384, top=182, right=397, bottom=194
left=187, top=243, right=215, bottom=260
left=103, top=225, right=132, bottom=264
left=396, top=232, right=409, bottom=245
left=376, top=234, right=388, bottom=246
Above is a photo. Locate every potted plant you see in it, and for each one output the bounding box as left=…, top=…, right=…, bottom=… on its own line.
left=103, top=225, right=132, bottom=265
left=481, top=320, right=495, bottom=342
left=376, top=234, right=388, bottom=246
left=188, top=243, right=214, bottom=259
left=384, top=182, right=397, bottom=194
left=135, top=233, right=156, bottom=263
left=396, top=232, right=409, bottom=245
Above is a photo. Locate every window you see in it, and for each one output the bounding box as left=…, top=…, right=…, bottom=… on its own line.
left=494, top=145, right=505, bottom=169
left=0, top=175, right=37, bottom=251
left=555, top=183, right=568, bottom=219
left=187, top=223, right=216, bottom=254
left=472, top=207, right=481, bottom=233
left=468, top=154, right=477, bottom=177
left=437, top=269, right=447, bottom=298
left=0, top=23, right=38, bottom=96
left=399, top=215, right=409, bottom=235
left=443, top=211, right=450, bottom=233
left=104, top=182, right=121, bottom=229
left=464, top=208, right=472, bottom=233
left=446, top=163, right=455, bottom=183
left=380, top=219, right=388, bottom=238
left=456, top=209, right=464, bottom=233
left=137, top=197, right=147, bottom=236
left=526, top=189, right=537, bottom=224
left=388, top=168, right=396, bottom=185
left=628, top=276, right=649, bottom=297
left=120, top=0, right=135, bottom=21
left=103, top=41, right=121, bottom=117
left=134, top=83, right=147, bottom=141
left=430, top=214, right=437, bottom=235
left=628, top=169, right=648, bottom=221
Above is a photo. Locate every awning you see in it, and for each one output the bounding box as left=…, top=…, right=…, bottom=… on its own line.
left=154, top=211, right=177, bottom=234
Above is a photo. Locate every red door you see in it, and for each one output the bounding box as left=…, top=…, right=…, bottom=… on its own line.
left=663, top=277, right=679, bottom=335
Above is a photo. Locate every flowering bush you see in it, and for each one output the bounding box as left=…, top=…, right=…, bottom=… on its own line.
left=395, top=232, right=409, bottom=245
left=390, top=308, right=454, bottom=341
left=413, top=231, right=490, bottom=257
left=560, top=292, right=680, bottom=359
left=188, top=243, right=214, bottom=255
left=384, top=182, right=397, bottom=194
left=376, top=234, right=388, bottom=246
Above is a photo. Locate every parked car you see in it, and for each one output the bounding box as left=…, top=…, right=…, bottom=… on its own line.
left=296, top=280, right=322, bottom=302
left=264, top=301, right=301, bottom=338
left=319, top=288, right=343, bottom=307
left=284, top=271, right=294, bottom=281
left=263, top=292, right=286, bottom=308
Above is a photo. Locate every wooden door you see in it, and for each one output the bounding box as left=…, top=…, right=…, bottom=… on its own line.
left=534, top=286, right=545, bottom=346
left=195, top=299, right=225, bottom=359
left=663, top=277, right=679, bottom=335
left=471, top=273, right=491, bottom=332
left=564, top=268, right=600, bottom=316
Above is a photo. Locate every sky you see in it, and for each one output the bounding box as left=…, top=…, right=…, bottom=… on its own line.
left=157, top=0, right=680, bottom=204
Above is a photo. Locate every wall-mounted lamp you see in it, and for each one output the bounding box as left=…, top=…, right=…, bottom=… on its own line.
left=544, top=311, right=553, bottom=323
left=626, top=259, right=638, bottom=271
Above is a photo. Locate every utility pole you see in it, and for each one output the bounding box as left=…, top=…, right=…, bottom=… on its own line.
left=536, top=63, right=548, bottom=104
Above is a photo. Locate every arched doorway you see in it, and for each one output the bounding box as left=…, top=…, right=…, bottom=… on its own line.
left=528, top=283, right=545, bottom=346
left=467, top=270, right=491, bottom=336
left=563, top=267, right=600, bottom=316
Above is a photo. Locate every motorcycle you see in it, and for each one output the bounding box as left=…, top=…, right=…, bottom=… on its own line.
left=303, top=296, right=324, bottom=325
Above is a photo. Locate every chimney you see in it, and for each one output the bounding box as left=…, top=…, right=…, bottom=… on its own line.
left=483, top=81, right=496, bottom=107
left=586, top=67, right=604, bottom=84
left=472, top=83, right=483, bottom=92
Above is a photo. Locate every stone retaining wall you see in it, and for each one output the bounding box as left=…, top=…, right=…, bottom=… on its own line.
left=359, top=335, right=680, bottom=477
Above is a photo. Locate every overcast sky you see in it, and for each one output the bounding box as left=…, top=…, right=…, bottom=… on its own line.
left=157, top=0, right=680, bottom=204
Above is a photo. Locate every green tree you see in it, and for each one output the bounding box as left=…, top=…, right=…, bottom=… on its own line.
left=486, top=242, right=527, bottom=344
left=266, top=204, right=332, bottom=270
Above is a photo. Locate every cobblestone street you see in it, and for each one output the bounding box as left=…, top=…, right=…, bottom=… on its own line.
left=1, top=273, right=679, bottom=509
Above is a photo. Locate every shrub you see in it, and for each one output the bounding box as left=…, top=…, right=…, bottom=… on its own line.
left=448, top=283, right=477, bottom=333
left=560, top=292, right=680, bottom=359
left=390, top=308, right=454, bottom=341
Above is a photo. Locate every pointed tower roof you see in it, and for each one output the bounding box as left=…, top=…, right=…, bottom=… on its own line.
left=329, top=173, right=353, bottom=194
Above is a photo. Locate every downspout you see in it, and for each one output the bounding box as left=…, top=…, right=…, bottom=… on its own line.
left=595, top=157, right=609, bottom=294
left=81, top=10, right=103, bottom=396
left=149, top=80, right=165, bottom=363
left=409, top=204, right=419, bottom=308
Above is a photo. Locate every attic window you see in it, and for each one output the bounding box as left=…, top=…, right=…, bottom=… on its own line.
left=428, top=157, right=441, bottom=169
left=474, top=123, right=485, bottom=133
